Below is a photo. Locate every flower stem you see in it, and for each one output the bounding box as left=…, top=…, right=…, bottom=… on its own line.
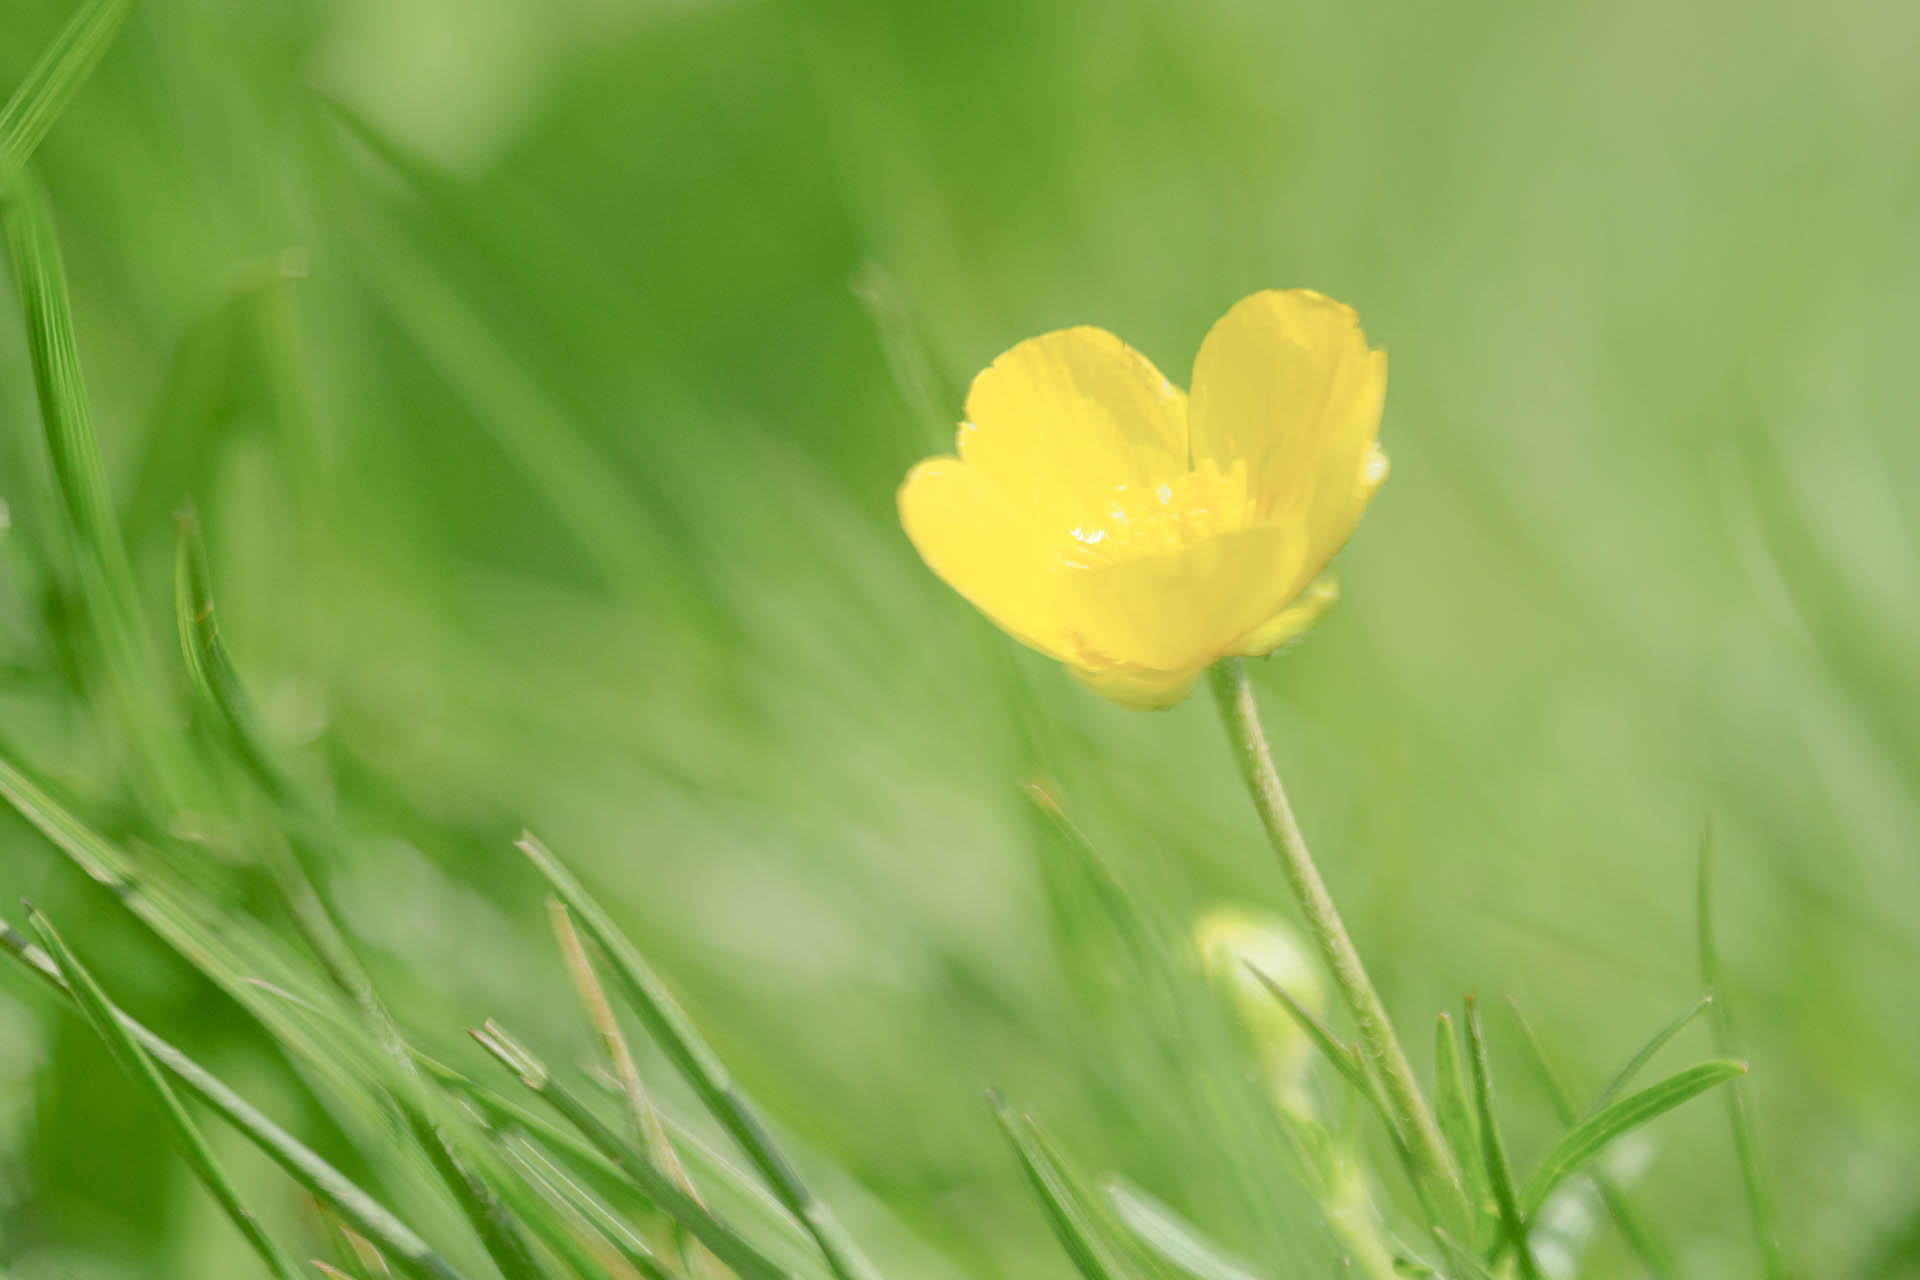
left=1208, top=659, right=1466, bottom=1229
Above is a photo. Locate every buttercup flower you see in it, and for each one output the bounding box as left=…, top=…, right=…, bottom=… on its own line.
left=899, top=289, right=1387, bottom=709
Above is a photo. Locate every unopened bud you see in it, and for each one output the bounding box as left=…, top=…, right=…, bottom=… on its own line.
left=1195, top=907, right=1325, bottom=1095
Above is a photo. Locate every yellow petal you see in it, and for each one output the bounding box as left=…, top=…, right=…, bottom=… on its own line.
left=1187, top=290, right=1386, bottom=575
left=1069, top=661, right=1201, bottom=711
left=897, top=456, right=1074, bottom=660
left=1232, top=575, right=1339, bottom=657
left=959, top=326, right=1187, bottom=526
left=1056, top=523, right=1308, bottom=673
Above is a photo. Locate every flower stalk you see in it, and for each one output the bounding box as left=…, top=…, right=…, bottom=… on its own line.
left=1208, top=659, right=1468, bottom=1231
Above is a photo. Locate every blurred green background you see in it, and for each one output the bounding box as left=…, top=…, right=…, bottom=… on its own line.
left=2, top=0, right=1918, bottom=1274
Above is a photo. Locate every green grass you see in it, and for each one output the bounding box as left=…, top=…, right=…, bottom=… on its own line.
left=2, top=0, right=1918, bottom=1275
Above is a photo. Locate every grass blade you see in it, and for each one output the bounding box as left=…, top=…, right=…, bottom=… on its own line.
left=1461, top=997, right=1542, bottom=1280
left=420, top=1048, right=820, bottom=1266
left=518, top=831, right=880, bottom=1280
left=549, top=896, right=712, bottom=1277
left=0, top=758, right=512, bottom=1278
left=848, top=260, right=954, bottom=451
left=1244, top=950, right=1456, bottom=1253
left=1240, top=959, right=1367, bottom=1098
left=174, top=513, right=548, bottom=1280
left=1429, top=1229, right=1495, bottom=1280
left=499, top=1133, right=676, bottom=1280
left=470, top=1019, right=798, bottom=1280
left=315, top=1212, right=394, bottom=1280
left=987, top=1092, right=1123, bottom=1280
left=0, top=749, right=371, bottom=1088
left=1502, top=1000, right=1675, bottom=1278
left=2, top=176, right=198, bottom=816
left=1105, top=1178, right=1263, bottom=1280
left=1699, top=829, right=1792, bottom=1278
left=26, top=905, right=305, bottom=1280
left=315, top=115, right=665, bottom=607
left=1582, top=994, right=1715, bottom=1118
left=1432, top=1014, right=1491, bottom=1235
left=0, top=917, right=464, bottom=1280
left=1519, top=1060, right=1746, bottom=1218
left=0, top=0, right=143, bottom=185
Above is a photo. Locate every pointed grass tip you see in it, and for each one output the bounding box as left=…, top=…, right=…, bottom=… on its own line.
left=469, top=1019, right=547, bottom=1089
left=1020, top=779, right=1065, bottom=816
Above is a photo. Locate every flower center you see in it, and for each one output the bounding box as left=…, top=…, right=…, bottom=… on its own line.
left=1060, top=459, right=1260, bottom=569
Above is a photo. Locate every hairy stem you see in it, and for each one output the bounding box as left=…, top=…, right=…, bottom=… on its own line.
left=1208, top=659, right=1466, bottom=1230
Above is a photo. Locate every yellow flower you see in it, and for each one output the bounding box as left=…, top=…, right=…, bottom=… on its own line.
left=898, top=289, right=1388, bottom=709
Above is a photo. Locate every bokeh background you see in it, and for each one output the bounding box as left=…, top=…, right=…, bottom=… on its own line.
left=2, top=0, right=1918, bottom=1274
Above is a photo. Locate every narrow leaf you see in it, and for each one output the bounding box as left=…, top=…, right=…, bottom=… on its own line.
left=1461, top=997, right=1542, bottom=1280
left=420, top=1049, right=817, bottom=1261
left=518, top=832, right=879, bottom=1280
left=0, top=0, right=143, bottom=185
left=27, top=906, right=305, bottom=1280
left=174, top=516, right=547, bottom=1280
left=1503, top=1000, right=1675, bottom=1278
left=499, top=1134, right=676, bottom=1280
left=1699, top=828, right=1791, bottom=1278
left=549, top=896, right=711, bottom=1278
left=0, top=917, right=467, bottom=1280
left=1583, top=995, right=1715, bottom=1118
left=988, top=1092, right=1122, bottom=1280
left=1520, top=1060, right=1746, bottom=1218
left=1241, top=960, right=1366, bottom=1096
left=1432, top=1014, right=1491, bottom=1233
left=469, top=1020, right=798, bottom=1280
left=2, top=177, right=198, bottom=815
left=1428, top=1230, right=1495, bottom=1280
left=0, top=748, right=390, bottom=1117
left=1106, top=1178, right=1263, bottom=1280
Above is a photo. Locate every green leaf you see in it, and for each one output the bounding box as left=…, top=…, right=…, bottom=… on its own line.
left=0, top=916, right=464, bottom=1280
left=1520, top=1059, right=1747, bottom=1218
left=848, top=260, right=954, bottom=451
left=173, top=513, right=548, bottom=1280
left=497, top=1133, right=677, bottom=1280
left=1699, top=828, right=1792, bottom=1278
left=26, top=905, right=305, bottom=1280
left=987, top=1092, right=1125, bottom=1280
left=1502, top=1000, right=1675, bottom=1278
left=418, top=1048, right=820, bottom=1266
left=0, top=756, right=565, bottom=1280
left=518, top=832, right=880, bottom=1280
left=1432, top=1013, right=1490, bottom=1233
left=172, top=506, right=289, bottom=798
left=0, top=746, right=545, bottom=1280
left=0, top=748, right=373, bottom=1100
left=548, top=897, right=710, bottom=1278
left=1427, top=1230, right=1495, bottom=1280
left=2, top=176, right=200, bottom=817
left=469, top=1019, right=799, bottom=1280
left=1241, top=959, right=1367, bottom=1097
left=0, top=0, right=143, bottom=186
left=315, top=101, right=667, bottom=608
left=122, top=254, right=306, bottom=545
left=1105, top=1178, right=1262, bottom=1280
left=1241, top=953, right=1438, bottom=1227
left=1582, top=994, right=1715, bottom=1118
left=1461, top=997, right=1542, bottom=1280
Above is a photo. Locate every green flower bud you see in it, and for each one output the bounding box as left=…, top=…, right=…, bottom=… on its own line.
left=1195, top=907, right=1326, bottom=1098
